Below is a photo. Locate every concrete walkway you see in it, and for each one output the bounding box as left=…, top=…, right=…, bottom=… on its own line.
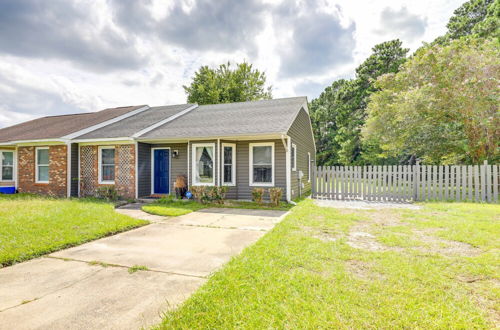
left=0, top=206, right=287, bottom=330
left=115, top=202, right=169, bottom=223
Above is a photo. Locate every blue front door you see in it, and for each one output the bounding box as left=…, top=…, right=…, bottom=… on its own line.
left=154, top=149, right=169, bottom=194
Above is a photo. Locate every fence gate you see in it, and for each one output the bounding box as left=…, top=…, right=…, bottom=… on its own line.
left=311, top=162, right=499, bottom=203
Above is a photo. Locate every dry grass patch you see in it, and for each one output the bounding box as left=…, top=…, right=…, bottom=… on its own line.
left=345, top=259, right=386, bottom=281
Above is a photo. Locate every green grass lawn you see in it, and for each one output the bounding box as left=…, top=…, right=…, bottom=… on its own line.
left=158, top=199, right=500, bottom=329
left=0, top=194, right=147, bottom=267
left=142, top=199, right=293, bottom=217
left=142, top=200, right=207, bottom=217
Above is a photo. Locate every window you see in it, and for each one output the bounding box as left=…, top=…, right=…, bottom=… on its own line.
left=35, top=147, right=49, bottom=183
left=249, top=142, right=274, bottom=186
left=99, top=146, right=115, bottom=184
left=222, top=143, right=236, bottom=185
left=0, top=151, right=14, bottom=181
left=192, top=143, right=215, bottom=185
left=308, top=152, right=311, bottom=182
left=291, top=143, right=297, bottom=171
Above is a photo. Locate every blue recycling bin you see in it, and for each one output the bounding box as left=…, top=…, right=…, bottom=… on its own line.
left=0, top=186, right=15, bottom=194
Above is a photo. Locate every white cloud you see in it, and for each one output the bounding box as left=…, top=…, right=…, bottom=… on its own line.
left=0, top=0, right=463, bottom=128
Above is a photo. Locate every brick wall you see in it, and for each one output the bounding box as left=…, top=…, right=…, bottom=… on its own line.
left=80, top=144, right=136, bottom=199
left=17, top=145, right=67, bottom=197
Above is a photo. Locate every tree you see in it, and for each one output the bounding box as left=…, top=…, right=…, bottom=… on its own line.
left=363, top=38, right=499, bottom=164
left=472, top=0, right=500, bottom=38
left=309, top=40, right=409, bottom=165
left=434, top=0, right=498, bottom=43
left=184, top=62, right=272, bottom=104
left=310, top=80, right=348, bottom=165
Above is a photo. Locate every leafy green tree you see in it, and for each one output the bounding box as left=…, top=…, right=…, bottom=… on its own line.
left=184, top=62, right=272, bottom=104
left=310, top=80, right=347, bottom=165
left=363, top=38, right=499, bottom=164
left=434, top=0, right=498, bottom=44
left=472, top=0, right=500, bottom=37
left=310, top=40, right=409, bottom=165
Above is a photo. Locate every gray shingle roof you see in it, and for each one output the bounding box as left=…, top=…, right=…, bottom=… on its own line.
left=76, top=104, right=194, bottom=139
left=0, top=105, right=145, bottom=143
left=139, top=97, right=307, bottom=139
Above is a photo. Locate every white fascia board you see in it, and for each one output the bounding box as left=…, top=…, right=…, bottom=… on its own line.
left=132, top=104, right=198, bottom=138
left=136, top=133, right=284, bottom=144
left=61, top=105, right=150, bottom=140
left=11, top=139, right=69, bottom=145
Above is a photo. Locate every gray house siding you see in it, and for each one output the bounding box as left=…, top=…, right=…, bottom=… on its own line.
left=137, top=142, right=151, bottom=197
left=185, top=139, right=286, bottom=201
left=233, top=139, right=287, bottom=201
left=137, top=142, right=188, bottom=197
left=153, top=143, right=188, bottom=194
left=70, top=143, right=79, bottom=197
left=287, top=108, right=316, bottom=199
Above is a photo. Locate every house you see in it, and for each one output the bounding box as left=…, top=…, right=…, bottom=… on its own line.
left=0, top=97, right=315, bottom=202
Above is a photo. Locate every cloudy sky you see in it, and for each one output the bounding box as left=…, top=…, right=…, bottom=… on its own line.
left=0, top=0, right=463, bottom=128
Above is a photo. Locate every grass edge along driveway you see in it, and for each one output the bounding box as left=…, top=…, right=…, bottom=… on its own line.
left=158, top=199, right=499, bottom=329
left=0, top=194, right=147, bottom=267
left=142, top=199, right=293, bottom=217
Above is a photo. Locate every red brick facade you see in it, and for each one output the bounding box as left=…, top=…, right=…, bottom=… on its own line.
left=80, top=144, right=136, bottom=199
left=17, top=145, right=68, bottom=197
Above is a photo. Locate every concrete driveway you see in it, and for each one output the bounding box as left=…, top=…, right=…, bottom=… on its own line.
left=0, top=207, right=287, bottom=330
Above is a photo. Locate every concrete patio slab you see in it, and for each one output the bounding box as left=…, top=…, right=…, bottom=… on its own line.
left=169, top=208, right=287, bottom=231
left=0, top=258, right=100, bottom=311
left=51, top=223, right=265, bottom=277
left=0, top=258, right=204, bottom=330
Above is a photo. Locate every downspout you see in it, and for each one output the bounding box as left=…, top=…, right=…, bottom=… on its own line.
left=66, top=142, right=71, bottom=198
left=217, top=138, right=221, bottom=186
left=282, top=134, right=292, bottom=203
left=134, top=141, right=139, bottom=199
left=77, top=144, right=81, bottom=197
left=187, top=140, right=190, bottom=187
left=14, top=145, right=18, bottom=192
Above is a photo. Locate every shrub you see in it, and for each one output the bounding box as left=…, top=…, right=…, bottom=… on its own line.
left=190, top=186, right=228, bottom=204
left=190, top=186, right=206, bottom=203
left=158, top=194, right=175, bottom=204
left=252, top=188, right=265, bottom=204
left=95, top=186, right=119, bottom=201
left=268, top=187, right=283, bottom=206
left=211, top=186, right=228, bottom=204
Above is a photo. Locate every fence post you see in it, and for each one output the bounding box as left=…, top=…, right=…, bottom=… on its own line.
left=413, top=161, right=420, bottom=202
left=481, top=160, right=487, bottom=202
left=311, top=164, right=316, bottom=198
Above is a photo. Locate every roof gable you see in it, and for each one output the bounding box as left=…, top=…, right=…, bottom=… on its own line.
left=75, top=104, right=195, bottom=139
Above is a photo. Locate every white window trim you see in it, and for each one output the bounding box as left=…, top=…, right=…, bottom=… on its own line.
left=191, top=143, right=216, bottom=186
left=35, top=147, right=49, bottom=183
left=0, top=150, right=15, bottom=182
left=98, top=146, right=115, bottom=184
left=249, top=142, right=275, bottom=187
left=150, top=147, right=171, bottom=195
left=221, top=143, right=236, bottom=186
left=308, top=152, right=311, bottom=182
left=291, top=143, right=297, bottom=171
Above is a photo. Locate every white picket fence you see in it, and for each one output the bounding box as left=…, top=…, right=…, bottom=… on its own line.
left=311, top=161, right=499, bottom=203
